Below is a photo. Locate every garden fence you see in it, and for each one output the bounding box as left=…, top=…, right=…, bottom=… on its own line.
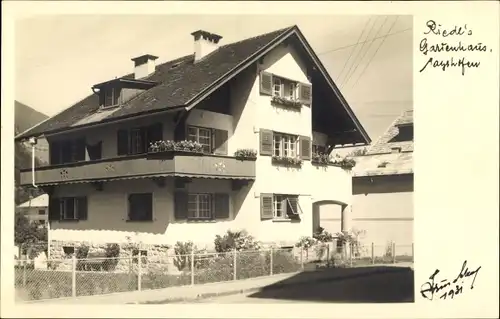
left=15, top=242, right=413, bottom=302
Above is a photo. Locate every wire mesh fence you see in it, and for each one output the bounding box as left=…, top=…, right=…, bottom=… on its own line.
left=14, top=243, right=413, bottom=302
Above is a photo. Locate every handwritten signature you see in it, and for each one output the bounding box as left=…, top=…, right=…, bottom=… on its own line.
left=420, top=260, right=481, bottom=301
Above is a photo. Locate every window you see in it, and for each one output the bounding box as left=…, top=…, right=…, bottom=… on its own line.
left=128, top=193, right=153, bottom=221
left=188, top=193, right=213, bottom=220
left=117, top=123, right=162, bottom=156
left=59, top=197, right=87, bottom=220
left=103, top=88, right=120, bottom=107
left=272, top=76, right=296, bottom=100
left=50, top=138, right=86, bottom=165
left=63, top=246, right=75, bottom=256
left=187, top=126, right=212, bottom=153
left=49, top=197, right=87, bottom=221
left=38, top=209, right=45, bottom=215
left=130, top=128, right=145, bottom=155
left=273, top=133, right=298, bottom=158
left=272, top=194, right=301, bottom=220
left=273, top=77, right=282, bottom=97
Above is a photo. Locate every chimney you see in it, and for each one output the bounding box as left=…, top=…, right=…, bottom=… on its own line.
left=191, top=30, right=223, bottom=62
left=131, top=54, right=159, bottom=79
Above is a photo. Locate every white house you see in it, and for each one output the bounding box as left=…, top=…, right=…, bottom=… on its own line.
left=16, top=194, right=49, bottom=224
left=16, top=26, right=371, bottom=262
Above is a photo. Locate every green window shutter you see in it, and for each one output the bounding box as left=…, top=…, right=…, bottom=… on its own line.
left=117, top=129, right=129, bottom=155
left=48, top=197, right=61, bottom=221
left=260, top=193, right=274, bottom=220
left=174, top=191, right=188, bottom=220
left=299, top=135, right=311, bottom=160
left=259, top=129, right=273, bottom=156
left=214, top=193, right=230, bottom=219
left=77, top=197, right=88, bottom=220
left=212, top=129, right=228, bottom=155
left=298, top=83, right=312, bottom=105
left=260, top=71, right=273, bottom=96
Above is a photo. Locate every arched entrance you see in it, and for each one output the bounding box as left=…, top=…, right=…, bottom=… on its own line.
left=312, top=200, right=350, bottom=235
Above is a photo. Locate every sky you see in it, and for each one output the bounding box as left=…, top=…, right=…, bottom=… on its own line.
left=15, top=14, right=412, bottom=142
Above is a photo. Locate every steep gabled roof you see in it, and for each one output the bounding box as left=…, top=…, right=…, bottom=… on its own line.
left=353, top=109, right=413, bottom=177
left=16, top=25, right=370, bottom=144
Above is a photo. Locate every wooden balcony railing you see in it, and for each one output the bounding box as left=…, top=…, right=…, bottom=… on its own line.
left=19, top=152, right=256, bottom=186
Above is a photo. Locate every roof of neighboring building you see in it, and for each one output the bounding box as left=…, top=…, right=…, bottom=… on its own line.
left=17, top=194, right=48, bottom=208
left=15, top=25, right=370, bottom=145
left=353, top=109, right=413, bottom=177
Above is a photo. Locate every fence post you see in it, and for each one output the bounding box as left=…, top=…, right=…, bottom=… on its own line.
left=392, top=242, right=396, bottom=264
left=270, top=247, right=274, bottom=276
left=138, top=255, right=142, bottom=291
left=300, top=246, right=304, bottom=270
left=72, top=255, right=77, bottom=298
left=190, top=250, right=195, bottom=286
left=326, top=244, right=330, bottom=267
left=22, top=257, right=27, bottom=287
left=371, top=242, right=375, bottom=264
left=233, top=249, right=237, bottom=281
left=349, top=243, right=353, bottom=267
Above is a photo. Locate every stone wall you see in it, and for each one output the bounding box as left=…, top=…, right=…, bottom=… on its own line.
left=49, top=240, right=178, bottom=273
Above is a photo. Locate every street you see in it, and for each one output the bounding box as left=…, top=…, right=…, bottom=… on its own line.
left=182, top=266, right=415, bottom=303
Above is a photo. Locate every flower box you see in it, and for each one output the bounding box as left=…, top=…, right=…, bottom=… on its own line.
left=148, top=140, right=205, bottom=159
left=272, top=156, right=303, bottom=167
left=234, top=149, right=258, bottom=161
left=271, top=96, right=302, bottom=110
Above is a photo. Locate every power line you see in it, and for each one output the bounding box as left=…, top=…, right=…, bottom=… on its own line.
left=317, top=27, right=411, bottom=56
left=335, top=16, right=373, bottom=83
left=350, top=16, right=400, bottom=90
left=342, top=16, right=389, bottom=89
left=338, top=17, right=380, bottom=89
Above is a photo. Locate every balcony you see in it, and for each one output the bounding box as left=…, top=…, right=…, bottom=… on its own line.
left=19, top=152, right=256, bottom=186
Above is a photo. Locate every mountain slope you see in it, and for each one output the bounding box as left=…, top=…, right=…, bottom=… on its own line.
left=15, top=101, right=48, bottom=205
left=15, top=101, right=48, bottom=134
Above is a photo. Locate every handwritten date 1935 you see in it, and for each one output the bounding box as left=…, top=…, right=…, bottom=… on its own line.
left=420, top=260, right=481, bottom=301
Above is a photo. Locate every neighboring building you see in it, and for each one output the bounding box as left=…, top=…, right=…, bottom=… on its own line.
left=16, top=194, right=49, bottom=225
left=351, top=110, right=414, bottom=255
left=16, top=26, right=370, bottom=262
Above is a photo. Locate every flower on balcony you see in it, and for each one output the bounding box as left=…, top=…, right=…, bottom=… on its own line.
left=234, top=149, right=257, bottom=161
left=149, top=140, right=204, bottom=154
left=270, top=96, right=302, bottom=109
left=311, top=152, right=332, bottom=165
left=330, top=154, right=356, bottom=170
left=272, top=156, right=303, bottom=167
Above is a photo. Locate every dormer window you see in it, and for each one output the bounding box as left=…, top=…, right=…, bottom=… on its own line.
left=103, top=87, right=120, bottom=108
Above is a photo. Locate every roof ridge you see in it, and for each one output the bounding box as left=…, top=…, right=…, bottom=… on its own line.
left=365, top=109, right=411, bottom=155
left=220, top=25, right=295, bottom=48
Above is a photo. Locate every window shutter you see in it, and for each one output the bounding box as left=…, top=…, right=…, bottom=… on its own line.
left=75, top=138, right=86, bottom=161
left=298, top=83, right=312, bottom=105
left=77, top=197, right=88, bottom=220
left=299, top=135, right=311, bottom=160
left=48, top=197, right=61, bottom=221
left=212, top=129, right=228, bottom=155
left=50, top=141, right=61, bottom=165
left=140, top=127, right=148, bottom=154
left=286, top=197, right=299, bottom=216
left=214, top=193, right=230, bottom=219
left=174, top=191, right=188, bottom=220
left=147, top=123, right=163, bottom=146
left=174, top=117, right=187, bottom=141
left=260, top=71, right=273, bottom=96
left=259, top=129, right=273, bottom=156
left=87, top=141, right=102, bottom=160
left=260, top=193, right=273, bottom=220
left=144, top=193, right=153, bottom=221
left=117, top=129, right=129, bottom=155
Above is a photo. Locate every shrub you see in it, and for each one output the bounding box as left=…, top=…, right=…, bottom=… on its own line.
left=234, top=149, right=257, bottom=160
left=104, top=243, right=120, bottom=271
left=313, top=226, right=334, bottom=242
left=214, top=230, right=261, bottom=253
left=173, top=241, right=209, bottom=271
